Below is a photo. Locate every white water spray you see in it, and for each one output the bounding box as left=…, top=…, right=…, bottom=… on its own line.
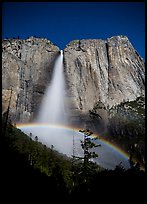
left=37, top=50, right=66, bottom=125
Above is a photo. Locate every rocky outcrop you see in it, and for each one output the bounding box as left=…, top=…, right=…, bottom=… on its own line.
left=2, top=37, right=60, bottom=122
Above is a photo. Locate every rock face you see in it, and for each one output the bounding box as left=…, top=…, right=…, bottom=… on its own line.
left=2, top=37, right=60, bottom=122
left=63, top=36, right=145, bottom=131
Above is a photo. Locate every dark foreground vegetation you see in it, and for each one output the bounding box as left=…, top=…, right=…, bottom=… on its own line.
left=1, top=117, right=145, bottom=202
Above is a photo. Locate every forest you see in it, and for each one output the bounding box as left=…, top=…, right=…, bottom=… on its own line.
left=1, top=116, right=145, bottom=202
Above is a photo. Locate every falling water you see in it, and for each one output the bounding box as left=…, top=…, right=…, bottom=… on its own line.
left=37, top=50, right=66, bottom=125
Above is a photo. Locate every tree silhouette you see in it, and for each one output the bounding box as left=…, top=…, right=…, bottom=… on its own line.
left=3, top=87, right=13, bottom=138
left=72, top=129, right=100, bottom=186
left=35, top=136, right=38, bottom=142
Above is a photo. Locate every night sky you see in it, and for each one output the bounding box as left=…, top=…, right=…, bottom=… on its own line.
left=2, top=2, right=145, bottom=59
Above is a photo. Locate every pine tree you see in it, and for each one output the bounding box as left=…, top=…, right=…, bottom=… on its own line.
left=72, top=129, right=100, bottom=185
left=79, top=129, right=100, bottom=178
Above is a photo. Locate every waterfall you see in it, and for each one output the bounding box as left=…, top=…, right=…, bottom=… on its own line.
left=37, top=50, right=66, bottom=125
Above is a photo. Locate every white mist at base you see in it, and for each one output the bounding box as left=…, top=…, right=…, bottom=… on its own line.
left=36, top=50, right=66, bottom=125
left=21, top=125, right=84, bottom=158
left=19, top=125, right=130, bottom=170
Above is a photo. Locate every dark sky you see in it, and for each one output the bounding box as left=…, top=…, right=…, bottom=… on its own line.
left=2, top=2, right=145, bottom=59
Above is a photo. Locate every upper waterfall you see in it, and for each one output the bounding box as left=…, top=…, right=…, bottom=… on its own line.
left=36, top=50, right=66, bottom=125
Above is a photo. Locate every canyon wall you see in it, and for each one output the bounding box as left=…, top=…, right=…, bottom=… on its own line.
left=63, top=36, right=145, bottom=132
left=2, top=37, right=60, bottom=122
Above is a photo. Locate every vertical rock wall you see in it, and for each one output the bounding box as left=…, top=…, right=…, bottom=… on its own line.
left=63, top=36, right=145, bottom=132
left=2, top=35, right=145, bottom=131
left=2, top=37, right=60, bottom=122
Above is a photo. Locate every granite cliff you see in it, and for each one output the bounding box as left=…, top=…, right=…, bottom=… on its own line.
left=2, top=35, right=145, bottom=166
left=2, top=37, right=60, bottom=122
left=63, top=36, right=144, bottom=129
